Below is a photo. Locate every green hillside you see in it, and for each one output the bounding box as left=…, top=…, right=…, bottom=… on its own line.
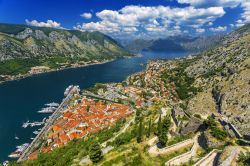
left=0, top=23, right=131, bottom=77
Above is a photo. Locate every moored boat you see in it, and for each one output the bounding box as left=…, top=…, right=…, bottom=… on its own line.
left=9, top=143, right=29, bottom=158
left=45, top=102, right=59, bottom=107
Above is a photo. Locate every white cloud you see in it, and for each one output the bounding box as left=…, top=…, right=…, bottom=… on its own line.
left=238, top=1, right=250, bottom=25
left=74, top=5, right=225, bottom=38
left=196, top=28, right=205, bottom=33
left=177, top=0, right=250, bottom=27
left=25, top=19, right=61, bottom=28
left=177, top=0, right=243, bottom=8
left=80, top=13, right=92, bottom=19
left=209, top=26, right=227, bottom=32
left=230, top=23, right=235, bottom=28
left=208, top=22, right=213, bottom=26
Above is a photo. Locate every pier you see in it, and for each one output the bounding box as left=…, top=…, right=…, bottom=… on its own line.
left=17, top=86, right=79, bottom=162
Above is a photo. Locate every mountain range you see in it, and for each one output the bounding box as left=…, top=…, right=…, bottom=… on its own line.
left=0, top=23, right=130, bottom=77
left=121, top=35, right=223, bottom=53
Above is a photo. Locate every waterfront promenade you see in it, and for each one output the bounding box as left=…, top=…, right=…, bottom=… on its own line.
left=18, top=86, right=79, bottom=162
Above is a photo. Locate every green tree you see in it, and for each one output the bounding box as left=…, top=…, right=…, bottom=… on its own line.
left=157, top=114, right=162, bottom=135
left=86, top=105, right=90, bottom=112
left=204, top=116, right=228, bottom=140
left=238, top=152, right=250, bottom=166
left=137, top=119, right=144, bottom=143
left=89, top=141, right=102, bottom=163
left=147, top=118, right=152, bottom=138
left=204, top=116, right=217, bottom=128
left=135, top=109, right=142, bottom=123
left=159, top=116, right=171, bottom=147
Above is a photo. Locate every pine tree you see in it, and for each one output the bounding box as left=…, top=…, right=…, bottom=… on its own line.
left=157, top=114, right=162, bottom=136
left=137, top=119, right=144, bottom=143
left=159, top=116, right=171, bottom=147
left=89, top=141, right=103, bottom=163
left=147, top=118, right=152, bottom=138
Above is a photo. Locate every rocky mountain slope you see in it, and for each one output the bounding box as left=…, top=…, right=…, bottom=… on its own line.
left=0, top=23, right=130, bottom=77
left=185, top=24, right=250, bottom=136
left=128, top=23, right=250, bottom=136
left=122, top=35, right=223, bottom=53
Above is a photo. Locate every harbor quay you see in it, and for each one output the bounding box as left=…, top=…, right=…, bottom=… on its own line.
left=17, top=85, right=80, bottom=162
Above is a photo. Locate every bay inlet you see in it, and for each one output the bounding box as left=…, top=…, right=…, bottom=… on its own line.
left=0, top=51, right=190, bottom=162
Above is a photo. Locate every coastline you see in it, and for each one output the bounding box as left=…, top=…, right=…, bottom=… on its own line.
left=0, top=51, right=193, bottom=163
left=0, top=56, right=134, bottom=85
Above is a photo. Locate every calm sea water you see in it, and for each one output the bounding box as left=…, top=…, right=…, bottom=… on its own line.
left=0, top=51, right=190, bottom=162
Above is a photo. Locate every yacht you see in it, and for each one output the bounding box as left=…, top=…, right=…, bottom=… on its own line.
left=9, top=143, right=29, bottom=158
left=22, top=120, right=30, bottom=128
left=38, top=106, right=56, bottom=113
left=3, top=160, right=9, bottom=166
left=45, top=102, right=59, bottom=107
left=33, top=130, right=39, bottom=135
left=64, top=85, right=73, bottom=96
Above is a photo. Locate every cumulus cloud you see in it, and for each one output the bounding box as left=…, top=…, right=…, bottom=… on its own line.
left=74, top=5, right=225, bottom=38
left=177, top=0, right=250, bottom=27
left=208, top=22, right=213, bottom=26
left=196, top=28, right=205, bottom=33
left=209, top=26, right=227, bottom=32
left=80, top=12, right=92, bottom=19
left=239, top=1, right=250, bottom=25
left=25, top=19, right=61, bottom=28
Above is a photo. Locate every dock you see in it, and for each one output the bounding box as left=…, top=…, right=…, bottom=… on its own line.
left=17, top=86, right=79, bottom=162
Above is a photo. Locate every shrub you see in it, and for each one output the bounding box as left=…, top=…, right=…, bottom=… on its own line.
left=194, top=114, right=201, bottom=119
left=238, top=152, right=250, bottom=166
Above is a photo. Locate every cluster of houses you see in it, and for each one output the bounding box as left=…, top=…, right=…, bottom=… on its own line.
left=28, top=97, right=131, bottom=160
left=96, top=83, right=148, bottom=109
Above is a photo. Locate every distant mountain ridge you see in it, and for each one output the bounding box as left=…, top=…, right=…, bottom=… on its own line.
left=122, top=35, right=223, bottom=53
left=0, top=23, right=130, bottom=77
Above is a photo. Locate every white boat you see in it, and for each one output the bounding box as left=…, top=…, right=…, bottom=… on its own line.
left=3, top=160, right=9, bottom=166
left=42, top=118, right=47, bottom=122
left=38, top=107, right=56, bottom=113
left=22, top=120, right=45, bottom=128
left=33, top=130, right=39, bottom=135
left=30, top=122, right=44, bottom=127
left=9, top=143, right=29, bottom=158
left=64, top=85, right=73, bottom=96
left=14, top=136, right=19, bottom=140
left=16, top=143, right=29, bottom=149
left=30, top=137, right=34, bottom=140
left=45, top=102, right=59, bottom=107
left=8, top=152, right=20, bottom=158
left=22, top=120, right=30, bottom=128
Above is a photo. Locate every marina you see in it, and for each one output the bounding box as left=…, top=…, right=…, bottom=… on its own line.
left=17, top=85, right=80, bottom=162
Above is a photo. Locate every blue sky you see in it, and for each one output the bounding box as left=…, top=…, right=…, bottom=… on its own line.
left=0, top=0, right=249, bottom=39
